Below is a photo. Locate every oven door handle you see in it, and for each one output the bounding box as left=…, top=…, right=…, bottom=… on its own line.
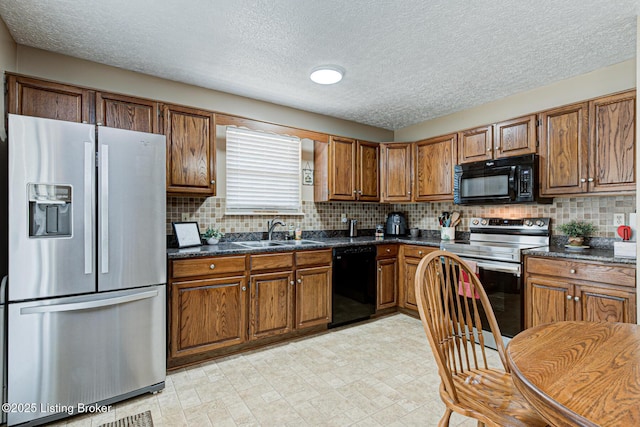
left=461, top=258, right=521, bottom=276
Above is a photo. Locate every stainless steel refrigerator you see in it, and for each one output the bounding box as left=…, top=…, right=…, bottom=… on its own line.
left=6, top=114, right=166, bottom=426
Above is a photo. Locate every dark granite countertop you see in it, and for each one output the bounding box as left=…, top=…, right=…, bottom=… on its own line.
left=167, top=235, right=442, bottom=259
left=523, top=246, right=637, bottom=265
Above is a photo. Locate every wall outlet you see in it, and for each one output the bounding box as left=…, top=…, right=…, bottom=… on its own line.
left=613, top=213, right=625, bottom=227
left=341, top=213, right=348, bottom=223
left=181, top=213, right=190, bottom=222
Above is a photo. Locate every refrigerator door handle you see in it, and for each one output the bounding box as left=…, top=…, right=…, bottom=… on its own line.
left=100, top=144, right=109, bottom=274
left=20, top=289, right=159, bottom=315
left=84, top=142, right=93, bottom=275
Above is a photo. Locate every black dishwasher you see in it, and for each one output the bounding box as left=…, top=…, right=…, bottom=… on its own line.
left=330, top=245, right=376, bottom=328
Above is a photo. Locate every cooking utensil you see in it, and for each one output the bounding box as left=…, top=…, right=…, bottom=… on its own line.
left=617, top=225, right=632, bottom=241
left=450, top=211, right=460, bottom=227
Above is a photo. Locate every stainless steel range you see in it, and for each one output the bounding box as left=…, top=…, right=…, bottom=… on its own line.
left=441, top=217, right=550, bottom=349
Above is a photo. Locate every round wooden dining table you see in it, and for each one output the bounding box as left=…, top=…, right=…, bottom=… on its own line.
left=506, top=321, right=640, bottom=427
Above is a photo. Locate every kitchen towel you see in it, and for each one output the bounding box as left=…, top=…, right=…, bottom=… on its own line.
left=458, top=259, right=480, bottom=299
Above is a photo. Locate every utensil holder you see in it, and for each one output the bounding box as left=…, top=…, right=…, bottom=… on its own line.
left=441, top=227, right=455, bottom=241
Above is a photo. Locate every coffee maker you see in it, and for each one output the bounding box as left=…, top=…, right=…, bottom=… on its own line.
left=385, top=212, right=408, bottom=236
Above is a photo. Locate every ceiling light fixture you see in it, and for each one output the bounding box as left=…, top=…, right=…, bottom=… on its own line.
left=310, top=65, right=344, bottom=85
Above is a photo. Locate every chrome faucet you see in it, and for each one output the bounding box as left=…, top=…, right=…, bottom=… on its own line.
left=267, top=218, right=286, bottom=240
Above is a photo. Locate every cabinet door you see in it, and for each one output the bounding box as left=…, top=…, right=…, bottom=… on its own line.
left=494, top=115, right=537, bottom=159
left=539, top=103, right=589, bottom=196
left=295, top=266, right=331, bottom=329
left=250, top=271, right=294, bottom=340
left=377, top=258, right=397, bottom=309
left=380, top=143, right=412, bottom=202
left=576, top=284, right=636, bottom=323
left=402, top=257, right=420, bottom=310
left=96, top=92, right=159, bottom=133
left=525, top=276, right=572, bottom=328
left=6, top=74, right=91, bottom=123
left=170, top=276, right=247, bottom=358
left=589, top=91, right=636, bottom=193
left=164, top=104, right=216, bottom=195
left=414, top=134, right=457, bottom=202
left=357, top=140, right=380, bottom=201
left=329, top=136, right=357, bottom=200
left=458, top=125, right=493, bottom=164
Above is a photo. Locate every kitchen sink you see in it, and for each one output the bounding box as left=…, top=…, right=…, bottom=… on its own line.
left=232, top=239, right=325, bottom=249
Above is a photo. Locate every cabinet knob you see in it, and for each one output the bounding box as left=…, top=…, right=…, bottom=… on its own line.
left=587, top=178, right=594, bottom=182
left=290, top=281, right=295, bottom=286
left=418, top=251, right=423, bottom=255
left=570, top=269, right=576, bottom=274
left=358, top=190, right=362, bottom=194
left=486, top=147, right=492, bottom=152
left=495, top=146, right=501, bottom=150
left=97, top=122, right=103, bottom=126
left=353, top=190, right=357, bottom=194
left=574, top=296, right=580, bottom=302
left=210, top=180, right=215, bottom=185
left=241, top=286, right=246, bottom=291
left=386, top=248, right=391, bottom=253
left=297, top=278, right=302, bottom=284
left=209, top=264, right=215, bottom=270
left=567, top=295, right=573, bottom=300
left=378, top=267, right=382, bottom=272
left=580, top=178, right=587, bottom=183
left=407, top=191, right=411, bottom=195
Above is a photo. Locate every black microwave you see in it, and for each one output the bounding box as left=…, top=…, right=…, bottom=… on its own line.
left=453, top=154, right=550, bottom=205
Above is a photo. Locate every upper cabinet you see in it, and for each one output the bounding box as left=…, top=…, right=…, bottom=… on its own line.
left=539, top=91, right=635, bottom=196
left=6, top=74, right=92, bottom=123
left=96, top=92, right=160, bottom=133
left=314, top=136, right=379, bottom=202
left=458, top=116, right=536, bottom=164
left=163, top=103, right=216, bottom=196
left=379, top=143, right=412, bottom=202
left=414, top=134, right=457, bottom=202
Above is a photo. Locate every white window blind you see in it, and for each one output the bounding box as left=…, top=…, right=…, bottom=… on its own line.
left=226, top=127, right=302, bottom=214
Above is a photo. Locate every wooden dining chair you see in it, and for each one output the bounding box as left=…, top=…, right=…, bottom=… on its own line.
left=414, top=250, right=549, bottom=427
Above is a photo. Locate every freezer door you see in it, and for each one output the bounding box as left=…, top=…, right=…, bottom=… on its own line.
left=8, top=115, right=96, bottom=301
left=7, top=285, right=166, bottom=426
left=97, top=126, right=166, bottom=291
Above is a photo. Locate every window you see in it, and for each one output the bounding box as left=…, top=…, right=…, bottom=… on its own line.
left=226, top=127, right=302, bottom=214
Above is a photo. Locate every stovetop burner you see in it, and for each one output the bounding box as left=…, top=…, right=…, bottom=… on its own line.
left=442, top=217, right=550, bottom=263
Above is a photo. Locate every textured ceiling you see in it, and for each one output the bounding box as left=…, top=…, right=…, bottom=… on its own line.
left=0, top=1, right=639, bottom=130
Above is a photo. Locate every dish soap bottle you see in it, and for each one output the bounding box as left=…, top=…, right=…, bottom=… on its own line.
left=295, top=225, right=302, bottom=240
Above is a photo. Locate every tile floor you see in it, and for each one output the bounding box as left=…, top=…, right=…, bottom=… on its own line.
left=50, top=314, right=501, bottom=426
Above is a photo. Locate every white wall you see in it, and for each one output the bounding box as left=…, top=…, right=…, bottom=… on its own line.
left=395, top=60, right=636, bottom=141
left=14, top=46, right=393, bottom=143
left=0, top=18, right=17, bottom=140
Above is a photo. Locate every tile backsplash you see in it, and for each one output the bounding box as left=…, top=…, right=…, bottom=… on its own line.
left=167, top=195, right=636, bottom=239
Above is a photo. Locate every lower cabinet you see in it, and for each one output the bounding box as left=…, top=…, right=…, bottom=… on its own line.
left=169, top=255, right=248, bottom=361
left=169, top=249, right=331, bottom=367
left=525, top=256, right=636, bottom=327
left=376, top=244, right=398, bottom=310
left=399, top=245, right=436, bottom=311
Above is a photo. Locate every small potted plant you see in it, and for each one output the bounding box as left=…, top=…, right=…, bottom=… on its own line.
left=557, top=220, right=596, bottom=246
left=203, top=227, right=224, bottom=245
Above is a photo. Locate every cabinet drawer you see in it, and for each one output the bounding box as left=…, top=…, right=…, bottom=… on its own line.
left=403, top=245, right=435, bottom=259
left=250, top=252, right=294, bottom=272
left=526, top=257, right=636, bottom=288
left=377, top=244, right=398, bottom=258
left=296, top=249, right=332, bottom=267
left=172, top=255, right=246, bottom=279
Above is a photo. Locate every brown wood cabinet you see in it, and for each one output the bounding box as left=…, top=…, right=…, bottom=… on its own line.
left=399, top=245, right=436, bottom=311
left=458, top=116, right=536, bottom=165
left=295, top=249, right=332, bottom=328
left=6, top=74, right=92, bottom=123
left=379, top=143, right=413, bottom=202
left=376, top=245, right=398, bottom=310
left=163, top=103, right=216, bottom=195
left=314, top=137, right=379, bottom=201
left=539, top=91, right=635, bottom=196
left=96, top=92, right=160, bottom=133
left=169, top=255, right=248, bottom=361
left=525, top=256, right=636, bottom=328
left=414, top=134, right=457, bottom=201
left=249, top=252, right=295, bottom=340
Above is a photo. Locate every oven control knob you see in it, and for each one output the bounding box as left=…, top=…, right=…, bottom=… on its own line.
left=535, top=220, right=545, bottom=227
left=472, top=219, right=479, bottom=225
left=524, top=220, right=533, bottom=227
left=480, top=219, right=487, bottom=226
